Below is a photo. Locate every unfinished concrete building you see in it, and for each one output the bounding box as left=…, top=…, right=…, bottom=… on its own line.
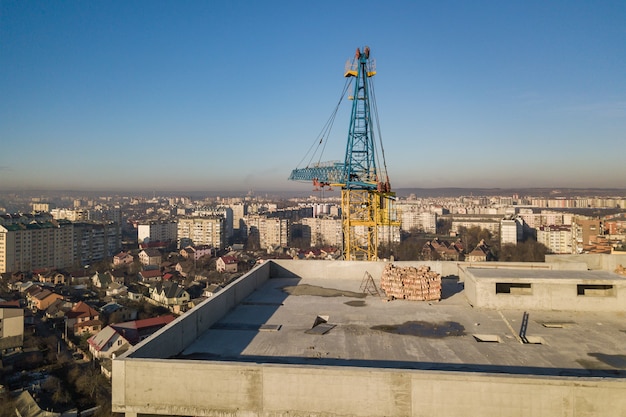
left=113, top=259, right=626, bottom=417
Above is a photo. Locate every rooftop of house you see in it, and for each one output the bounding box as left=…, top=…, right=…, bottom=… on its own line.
left=175, top=269, right=626, bottom=378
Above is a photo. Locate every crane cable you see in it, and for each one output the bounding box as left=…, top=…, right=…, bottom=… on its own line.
left=368, top=74, right=390, bottom=186
left=294, top=77, right=353, bottom=169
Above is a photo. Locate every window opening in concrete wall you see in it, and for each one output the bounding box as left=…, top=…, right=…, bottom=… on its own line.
left=495, top=282, right=532, bottom=295
left=577, top=284, right=615, bottom=297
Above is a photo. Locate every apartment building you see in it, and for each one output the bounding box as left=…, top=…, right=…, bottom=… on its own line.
left=196, top=206, right=234, bottom=239
left=301, top=217, right=342, bottom=247
left=177, top=216, right=226, bottom=249
left=449, top=214, right=501, bottom=235
left=572, top=217, right=602, bottom=254
left=0, top=220, right=74, bottom=273
left=244, top=215, right=289, bottom=249
left=400, top=210, right=437, bottom=233
left=137, top=220, right=178, bottom=244
left=73, top=222, right=122, bottom=266
left=500, top=216, right=523, bottom=245
left=50, top=208, right=90, bottom=221
left=537, top=225, right=573, bottom=254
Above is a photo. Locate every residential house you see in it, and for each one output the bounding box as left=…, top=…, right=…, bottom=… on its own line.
left=465, top=240, right=494, bottom=262
left=139, top=248, right=162, bottom=266
left=66, top=301, right=102, bottom=336
left=106, top=282, right=128, bottom=298
left=91, top=271, right=124, bottom=289
left=175, top=262, right=193, bottom=278
left=88, top=325, right=131, bottom=359
left=113, top=251, right=134, bottom=267
left=138, top=269, right=162, bottom=283
left=203, top=283, right=223, bottom=297
left=88, top=315, right=176, bottom=359
left=45, top=298, right=71, bottom=320
left=422, top=238, right=464, bottom=261
left=216, top=256, right=238, bottom=273
left=149, top=281, right=190, bottom=311
left=112, top=315, right=176, bottom=344
left=26, top=286, right=63, bottom=311
left=100, top=302, right=138, bottom=323
left=180, top=245, right=213, bottom=261
left=36, top=270, right=68, bottom=285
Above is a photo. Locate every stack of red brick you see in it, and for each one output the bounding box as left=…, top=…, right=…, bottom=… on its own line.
left=380, top=264, right=441, bottom=301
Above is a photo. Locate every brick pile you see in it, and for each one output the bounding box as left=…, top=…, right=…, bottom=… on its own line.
left=380, top=264, right=441, bottom=301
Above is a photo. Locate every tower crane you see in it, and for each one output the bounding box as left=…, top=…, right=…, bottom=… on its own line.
left=289, top=46, right=399, bottom=261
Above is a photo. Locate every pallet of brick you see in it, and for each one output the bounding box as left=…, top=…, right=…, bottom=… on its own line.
left=380, top=263, right=441, bottom=301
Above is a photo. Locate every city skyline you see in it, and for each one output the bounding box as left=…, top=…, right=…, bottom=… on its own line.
left=1, top=1, right=625, bottom=192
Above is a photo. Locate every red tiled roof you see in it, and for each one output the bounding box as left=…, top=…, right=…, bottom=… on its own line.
left=112, top=315, right=175, bottom=332
left=140, top=269, right=162, bottom=278
left=220, top=256, right=238, bottom=264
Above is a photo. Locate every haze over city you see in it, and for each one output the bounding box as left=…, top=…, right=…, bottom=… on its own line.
left=1, top=1, right=625, bottom=193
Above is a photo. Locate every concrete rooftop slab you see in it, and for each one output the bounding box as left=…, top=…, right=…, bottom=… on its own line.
left=179, top=274, right=626, bottom=377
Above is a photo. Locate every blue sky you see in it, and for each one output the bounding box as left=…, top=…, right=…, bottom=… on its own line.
left=1, top=1, right=625, bottom=192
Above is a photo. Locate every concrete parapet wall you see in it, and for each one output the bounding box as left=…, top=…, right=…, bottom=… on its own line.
left=112, top=358, right=626, bottom=417
left=546, top=253, right=626, bottom=272
left=271, top=259, right=445, bottom=280
left=119, top=261, right=272, bottom=359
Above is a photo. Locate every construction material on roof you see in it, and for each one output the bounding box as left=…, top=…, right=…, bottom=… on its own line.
left=380, top=264, right=441, bottom=301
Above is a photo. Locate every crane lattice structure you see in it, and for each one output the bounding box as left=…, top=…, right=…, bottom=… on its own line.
left=289, top=47, right=399, bottom=261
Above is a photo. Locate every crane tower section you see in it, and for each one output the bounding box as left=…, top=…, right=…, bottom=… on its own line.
left=289, top=47, right=399, bottom=261
left=342, top=47, right=397, bottom=260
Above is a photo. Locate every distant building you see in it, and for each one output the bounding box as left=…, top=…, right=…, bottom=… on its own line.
left=244, top=215, right=289, bottom=249
left=137, top=220, right=178, bottom=245
left=88, top=315, right=176, bottom=359
left=177, top=216, right=226, bottom=249
left=0, top=305, right=24, bottom=351
left=500, top=216, right=523, bottom=246
left=301, top=217, right=342, bottom=247
left=537, top=225, right=573, bottom=254
left=66, top=301, right=102, bottom=337
left=26, top=287, right=63, bottom=311
left=73, top=221, right=122, bottom=266
left=216, top=256, right=238, bottom=273
left=139, top=248, right=162, bottom=266
left=450, top=214, right=501, bottom=235
left=113, top=251, right=134, bottom=267
left=466, top=240, right=494, bottom=262
left=400, top=208, right=437, bottom=234
left=0, top=220, right=74, bottom=273
left=572, top=217, right=602, bottom=254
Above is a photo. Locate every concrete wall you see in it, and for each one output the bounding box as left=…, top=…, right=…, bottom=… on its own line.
left=112, top=358, right=626, bottom=417
left=546, top=253, right=626, bottom=272
left=119, top=261, right=272, bottom=360
left=462, top=268, right=626, bottom=311
left=272, top=259, right=447, bottom=279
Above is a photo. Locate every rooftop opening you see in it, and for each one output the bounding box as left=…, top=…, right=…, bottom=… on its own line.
left=542, top=322, right=575, bottom=328
left=524, top=336, right=545, bottom=345
left=305, top=315, right=335, bottom=335
left=473, top=334, right=501, bottom=343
